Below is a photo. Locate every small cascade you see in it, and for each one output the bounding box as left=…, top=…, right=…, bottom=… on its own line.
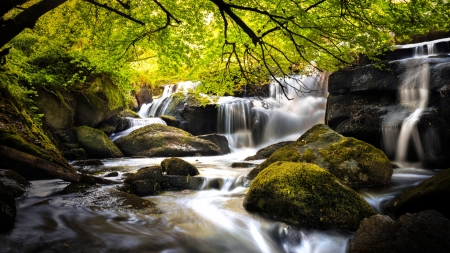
left=109, top=117, right=166, bottom=141
left=200, top=175, right=246, bottom=191
left=382, top=59, right=430, bottom=162
left=218, top=73, right=328, bottom=149
left=396, top=37, right=450, bottom=57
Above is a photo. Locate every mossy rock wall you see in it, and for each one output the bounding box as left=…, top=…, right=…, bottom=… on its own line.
left=76, top=126, right=123, bottom=159
left=385, top=168, right=450, bottom=219
left=244, top=162, right=377, bottom=231
left=248, top=124, right=392, bottom=186
left=114, top=124, right=221, bottom=157
left=35, top=88, right=74, bottom=130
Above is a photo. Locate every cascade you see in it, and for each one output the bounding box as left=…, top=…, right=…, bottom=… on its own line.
left=395, top=37, right=450, bottom=57
left=109, top=117, right=167, bottom=141
left=382, top=59, right=430, bottom=162
left=218, top=73, right=328, bottom=149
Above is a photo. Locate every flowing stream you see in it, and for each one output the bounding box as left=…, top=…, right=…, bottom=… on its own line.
left=0, top=72, right=442, bottom=252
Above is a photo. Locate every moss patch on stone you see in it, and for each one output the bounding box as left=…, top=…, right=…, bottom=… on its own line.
left=386, top=168, right=450, bottom=219
left=247, top=124, right=392, bottom=186
left=244, top=161, right=377, bottom=231
left=76, top=126, right=123, bottom=159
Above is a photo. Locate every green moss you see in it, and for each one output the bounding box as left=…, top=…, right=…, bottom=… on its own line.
left=118, top=109, right=140, bottom=118
left=84, top=76, right=125, bottom=112
left=76, top=126, right=123, bottom=158
left=0, top=129, right=43, bottom=158
left=244, top=162, right=377, bottom=231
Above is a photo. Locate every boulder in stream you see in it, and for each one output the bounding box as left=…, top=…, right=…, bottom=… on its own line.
left=196, top=134, right=231, bottom=154
left=349, top=210, right=450, bottom=253
left=114, top=124, right=221, bottom=157
left=161, top=157, right=199, bottom=176
left=244, top=141, right=294, bottom=161
left=244, top=162, right=377, bottom=231
left=76, top=126, right=123, bottom=159
left=123, top=165, right=165, bottom=196
left=385, top=168, right=450, bottom=219
left=247, top=124, right=392, bottom=186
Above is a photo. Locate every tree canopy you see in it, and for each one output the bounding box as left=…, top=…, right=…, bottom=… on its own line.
left=1, top=0, right=449, bottom=97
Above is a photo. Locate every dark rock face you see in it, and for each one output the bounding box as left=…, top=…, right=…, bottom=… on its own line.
left=114, top=124, right=221, bottom=157
left=196, top=134, right=231, bottom=154
left=0, top=169, right=30, bottom=198
left=244, top=162, right=376, bottom=231
left=35, top=88, right=74, bottom=130
left=349, top=210, right=450, bottom=253
left=161, top=157, right=199, bottom=176
left=326, top=57, right=450, bottom=165
left=180, top=105, right=218, bottom=136
left=385, top=168, right=450, bottom=219
left=0, top=186, right=16, bottom=233
left=135, top=86, right=153, bottom=109
left=245, top=141, right=294, bottom=161
left=248, top=124, right=392, bottom=187
left=76, top=126, right=123, bottom=159
left=123, top=166, right=165, bottom=196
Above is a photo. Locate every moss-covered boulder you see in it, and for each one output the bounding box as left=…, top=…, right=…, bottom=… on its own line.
left=73, top=75, right=126, bottom=127
left=385, top=169, right=450, bottom=219
left=123, top=165, right=166, bottom=196
left=35, top=88, right=74, bottom=130
left=243, top=162, right=377, bottom=231
left=247, top=124, right=392, bottom=186
left=349, top=210, right=450, bottom=253
left=161, top=157, right=199, bottom=176
left=114, top=124, right=221, bottom=157
left=245, top=141, right=294, bottom=161
left=76, top=126, right=123, bottom=159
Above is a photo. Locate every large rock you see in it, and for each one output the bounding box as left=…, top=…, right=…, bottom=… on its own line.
left=349, top=210, right=450, bottom=253
left=114, top=124, right=221, bottom=157
left=123, top=165, right=165, bottom=196
left=0, top=169, right=30, bottom=198
left=76, top=126, right=123, bottom=159
left=243, top=162, right=377, bottom=231
left=0, top=186, right=16, bottom=233
left=385, top=168, right=450, bottom=219
left=35, top=88, right=74, bottom=130
left=245, top=141, right=294, bottom=160
left=247, top=124, right=392, bottom=186
left=196, top=134, right=231, bottom=154
left=73, top=75, right=125, bottom=127
left=161, top=157, right=199, bottom=176
left=326, top=57, right=450, bottom=164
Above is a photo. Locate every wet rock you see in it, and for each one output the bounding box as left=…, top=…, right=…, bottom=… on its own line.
left=60, top=183, right=97, bottom=194
left=197, top=134, right=231, bottom=154
left=0, top=169, right=30, bottom=198
left=326, top=58, right=450, bottom=159
left=244, top=162, right=377, bottom=231
left=385, top=168, right=450, bottom=219
left=160, top=115, right=181, bottom=128
left=245, top=141, right=294, bottom=161
left=104, top=172, right=119, bottom=177
left=72, top=159, right=104, bottom=167
left=135, top=85, right=153, bottom=109
left=181, top=104, right=218, bottom=136
left=35, top=88, right=74, bottom=130
left=62, top=148, right=86, bottom=160
left=230, top=162, right=255, bottom=168
left=78, top=174, right=117, bottom=185
left=0, top=186, right=16, bottom=233
left=76, top=126, right=123, bottom=159
left=247, top=124, right=392, bottom=186
left=108, top=109, right=141, bottom=133
left=163, top=175, right=206, bottom=190
left=349, top=210, right=450, bottom=253
left=73, top=76, right=125, bottom=127
left=161, top=157, right=199, bottom=176
left=114, top=124, right=221, bottom=157
left=123, top=165, right=165, bottom=196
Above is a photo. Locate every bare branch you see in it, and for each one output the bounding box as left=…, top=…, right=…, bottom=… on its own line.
left=83, top=0, right=145, bottom=25
left=305, top=0, right=326, bottom=13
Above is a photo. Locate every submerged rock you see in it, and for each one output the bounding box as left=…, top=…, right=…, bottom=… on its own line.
left=244, top=141, right=294, bottom=161
left=161, top=157, right=199, bottom=176
left=230, top=162, right=255, bottom=168
left=76, top=126, right=123, bottom=159
left=349, top=210, right=450, bottom=253
left=386, top=168, right=450, bottom=219
left=114, top=124, right=221, bottom=157
left=244, top=162, right=377, bottom=231
left=247, top=124, right=392, bottom=186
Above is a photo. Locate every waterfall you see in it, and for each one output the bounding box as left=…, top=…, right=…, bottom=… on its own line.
left=382, top=59, right=430, bottom=162
left=109, top=117, right=167, bottom=141
left=218, top=73, right=328, bottom=149
left=395, top=37, right=450, bottom=57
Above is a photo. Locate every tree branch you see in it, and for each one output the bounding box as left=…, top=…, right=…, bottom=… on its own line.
left=83, top=0, right=145, bottom=26
left=305, top=0, right=326, bottom=13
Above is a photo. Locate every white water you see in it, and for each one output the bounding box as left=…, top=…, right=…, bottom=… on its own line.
left=110, top=117, right=167, bottom=142
left=218, top=74, right=328, bottom=149
left=395, top=37, right=450, bottom=57
left=382, top=59, right=430, bottom=162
